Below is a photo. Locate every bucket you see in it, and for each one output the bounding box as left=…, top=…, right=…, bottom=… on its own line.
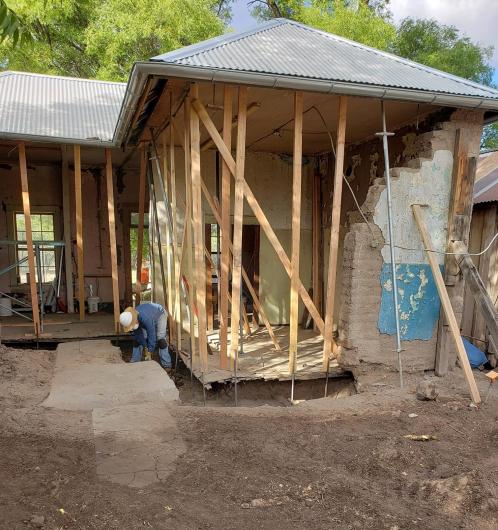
left=87, top=296, right=100, bottom=314
left=0, top=297, right=13, bottom=317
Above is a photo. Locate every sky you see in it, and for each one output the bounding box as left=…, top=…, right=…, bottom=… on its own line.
left=230, top=0, right=498, bottom=84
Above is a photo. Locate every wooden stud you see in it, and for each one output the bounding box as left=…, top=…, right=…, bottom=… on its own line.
left=191, top=97, right=325, bottom=334
left=322, top=96, right=347, bottom=368
left=312, top=171, right=322, bottom=330
left=220, top=86, right=234, bottom=368
left=412, top=205, right=481, bottom=404
left=162, top=132, right=174, bottom=336
left=205, top=223, right=214, bottom=329
left=74, top=144, right=85, bottom=321
left=18, top=142, right=40, bottom=336
left=229, top=87, right=248, bottom=362
left=105, top=149, right=120, bottom=333
left=135, top=144, right=147, bottom=304
left=289, top=92, right=303, bottom=374
left=61, top=145, right=74, bottom=313
left=190, top=86, right=208, bottom=372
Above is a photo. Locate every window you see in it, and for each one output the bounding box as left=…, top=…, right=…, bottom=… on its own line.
left=15, top=213, right=56, bottom=284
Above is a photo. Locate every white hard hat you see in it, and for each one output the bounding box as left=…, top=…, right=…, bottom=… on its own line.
left=119, top=310, right=133, bottom=329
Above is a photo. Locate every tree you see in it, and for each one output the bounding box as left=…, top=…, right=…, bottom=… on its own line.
left=393, top=18, right=494, bottom=86
left=0, top=0, right=30, bottom=45
left=1, top=0, right=229, bottom=81
left=481, top=123, right=498, bottom=152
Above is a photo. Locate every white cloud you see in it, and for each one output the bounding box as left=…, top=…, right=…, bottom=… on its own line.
left=390, top=0, right=498, bottom=67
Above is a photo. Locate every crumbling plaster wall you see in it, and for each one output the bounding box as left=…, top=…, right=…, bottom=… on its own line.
left=333, top=108, right=483, bottom=376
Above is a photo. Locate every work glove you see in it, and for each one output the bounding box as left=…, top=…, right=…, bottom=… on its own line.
left=144, top=348, right=152, bottom=361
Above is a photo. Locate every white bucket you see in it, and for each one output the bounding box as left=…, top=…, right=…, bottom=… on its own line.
left=87, top=296, right=100, bottom=314
left=0, top=297, right=13, bottom=317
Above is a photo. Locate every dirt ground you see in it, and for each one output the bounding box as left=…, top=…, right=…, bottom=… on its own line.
left=0, top=344, right=497, bottom=530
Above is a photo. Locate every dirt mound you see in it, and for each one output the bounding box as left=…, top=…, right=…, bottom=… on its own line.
left=0, top=344, right=55, bottom=407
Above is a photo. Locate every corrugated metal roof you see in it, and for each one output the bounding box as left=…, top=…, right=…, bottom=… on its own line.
left=0, top=71, right=126, bottom=145
left=152, top=18, right=498, bottom=101
left=474, top=155, right=498, bottom=204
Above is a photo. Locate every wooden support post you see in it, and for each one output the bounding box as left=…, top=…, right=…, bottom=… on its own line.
left=61, top=145, right=74, bottom=313
left=105, top=149, right=120, bottom=333
left=190, top=86, right=209, bottom=372
left=452, top=240, right=498, bottom=351
left=191, top=97, right=325, bottom=335
left=18, top=142, right=40, bottom=336
left=229, top=87, right=248, bottom=362
left=170, top=122, right=182, bottom=350
left=289, top=92, right=303, bottom=374
left=322, top=96, right=347, bottom=369
left=74, top=144, right=85, bottom=321
left=162, top=132, right=174, bottom=338
left=412, top=205, right=481, bottom=404
left=220, top=86, right=234, bottom=368
left=312, top=171, right=322, bottom=330
left=205, top=223, right=214, bottom=330
left=135, top=144, right=147, bottom=304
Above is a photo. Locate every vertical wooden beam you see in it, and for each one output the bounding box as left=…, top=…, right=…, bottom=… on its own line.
left=220, top=86, right=234, bottom=369
left=289, top=92, right=303, bottom=374
left=74, top=144, right=85, bottom=321
left=18, top=142, right=40, bottom=335
left=312, top=171, right=322, bottom=330
left=412, top=205, right=481, bottom=404
left=135, top=144, right=147, bottom=304
left=205, top=223, right=214, bottom=329
left=105, top=148, right=120, bottom=333
left=229, top=87, right=248, bottom=362
left=322, top=96, right=347, bottom=369
left=162, top=132, right=174, bottom=337
left=61, top=145, right=74, bottom=313
left=190, top=85, right=208, bottom=372
left=184, top=100, right=197, bottom=361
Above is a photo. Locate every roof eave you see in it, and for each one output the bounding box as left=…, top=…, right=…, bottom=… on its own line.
left=0, top=131, right=116, bottom=148
left=113, top=61, right=498, bottom=147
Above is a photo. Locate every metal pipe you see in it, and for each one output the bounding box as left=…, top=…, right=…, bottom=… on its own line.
left=377, top=101, right=403, bottom=388
left=0, top=256, right=28, bottom=278
left=35, top=243, right=44, bottom=333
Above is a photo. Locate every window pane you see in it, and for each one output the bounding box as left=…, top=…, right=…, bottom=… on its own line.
left=41, top=215, right=54, bottom=232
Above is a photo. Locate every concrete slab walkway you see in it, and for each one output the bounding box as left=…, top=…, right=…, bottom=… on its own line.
left=43, top=340, right=185, bottom=488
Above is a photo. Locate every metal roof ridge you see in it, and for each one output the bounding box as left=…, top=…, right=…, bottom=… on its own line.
left=151, top=18, right=287, bottom=62
left=0, top=70, right=126, bottom=86
left=284, top=19, right=498, bottom=97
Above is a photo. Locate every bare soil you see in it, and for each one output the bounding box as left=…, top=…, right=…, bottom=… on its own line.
left=0, top=344, right=497, bottom=530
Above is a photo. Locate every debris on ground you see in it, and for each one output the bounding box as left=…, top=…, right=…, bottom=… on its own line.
left=404, top=434, right=438, bottom=441
left=416, top=379, right=439, bottom=401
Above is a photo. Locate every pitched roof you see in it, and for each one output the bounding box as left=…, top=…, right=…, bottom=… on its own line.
left=0, top=71, right=126, bottom=145
left=474, top=151, right=498, bottom=204
left=151, top=18, right=498, bottom=107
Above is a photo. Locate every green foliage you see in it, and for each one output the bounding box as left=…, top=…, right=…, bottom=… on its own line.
left=0, top=0, right=31, bottom=46
left=392, top=18, right=494, bottom=85
left=481, top=123, right=498, bottom=152
left=1, top=0, right=228, bottom=80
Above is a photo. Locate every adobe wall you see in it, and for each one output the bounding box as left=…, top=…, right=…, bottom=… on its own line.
left=335, top=108, right=484, bottom=378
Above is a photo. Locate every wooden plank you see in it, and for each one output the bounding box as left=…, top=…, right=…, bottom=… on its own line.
left=162, top=132, right=174, bottom=337
left=191, top=97, right=325, bottom=335
left=61, top=145, right=74, bottom=313
left=312, top=171, right=322, bottom=331
left=105, top=149, right=120, bottom=333
left=74, top=144, right=85, bottom=321
left=135, top=144, right=147, bottom=304
left=220, top=86, right=234, bottom=369
left=18, top=142, right=40, bottom=336
left=412, top=205, right=481, bottom=404
left=205, top=223, right=214, bottom=329
left=184, top=100, right=197, bottom=362
left=473, top=207, right=496, bottom=342
left=229, top=87, right=248, bottom=362
left=322, top=96, right=347, bottom=368
left=289, top=91, right=303, bottom=374
left=190, top=85, right=209, bottom=372
left=452, top=240, right=498, bottom=352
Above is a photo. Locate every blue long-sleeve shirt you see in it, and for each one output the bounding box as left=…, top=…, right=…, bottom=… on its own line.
left=132, top=303, right=166, bottom=352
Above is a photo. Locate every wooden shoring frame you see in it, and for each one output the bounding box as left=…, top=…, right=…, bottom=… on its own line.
left=312, top=171, right=322, bottom=331
left=289, top=92, right=303, bottom=374
left=412, top=205, right=481, bottom=404
left=219, top=85, right=234, bottom=368
left=191, top=96, right=325, bottom=335
left=74, top=144, right=85, bottom=321
left=61, top=145, right=74, bottom=313
left=135, top=144, right=147, bottom=305
left=190, top=85, right=209, bottom=372
left=172, top=114, right=281, bottom=353
left=18, top=142, right=40, bottom=336
left=322, top=96, right=347, bottom=369
left=229, top=87, right=248, bottom=362
left=105, top=148, right=120, bottom=333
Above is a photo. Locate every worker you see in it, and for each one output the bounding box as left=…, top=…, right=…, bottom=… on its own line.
left=119, top=303, right=172, bottom=371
